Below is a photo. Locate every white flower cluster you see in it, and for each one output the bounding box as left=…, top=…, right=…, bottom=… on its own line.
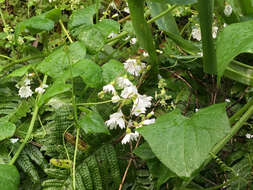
left=123, top=58, right=146, bottom=77
left=16, top=77, right=33, bottom=98
left=246, top=133, right=253, bottom=139
left=35, top=84, right=49, bottom=94
left=224, top=4, right=233, bottom=17
left=16, top=74, right=48, bottom=98
left=102, top=59, right=156, bottom=144
left=192, top=25, right=219, bottom=41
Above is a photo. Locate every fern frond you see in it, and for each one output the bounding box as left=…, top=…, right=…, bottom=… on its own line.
left=16, top=152, right=40, bottom=183
left=42, top=144, right=121, bottom=190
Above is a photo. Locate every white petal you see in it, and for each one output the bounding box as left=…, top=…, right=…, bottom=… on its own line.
left=121, top=134, right=131, bottom=144
left=143, top=119, right=156, bottom=125
left=192, top=28, right=201, bottom=41
left=103, top=84, right=116, bottom=94
left=132, top=94, right=152, bottom=116
left=117, top=77, right=132, bottom=88
left=105, top=110, right=125, bottom=130
left=18, top=86, right=33, bottom=98
left=121, top=85, right=138, bottom=99
left=112, top=95, right=120, bottom=103
left=224, top=5, right=233, bottom=16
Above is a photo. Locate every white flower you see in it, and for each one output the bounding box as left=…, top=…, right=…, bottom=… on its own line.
left=108, top=32, right=118, bottom=38
left=132, top=94, right=152, bottom=116
left=130, top=38, right=137, bottom=45
left=112, top=13, right=119, bottom=18
left=156, top=49, right=163, bottom=54
left=246, top=133, right=253, bottom=139
left=225, top=99, right=231, bottom=103
left=198, top=52, right=203, bottom=57
left=117, top=77, right=133, bottom=88
left=143, top=118, right=156, bottom=125
left=212, top=26, right=218, bottom=39
left=18, top=86, right=33, bottom=98
left=103, top=84, right=116, bottom=94
left=10, top=138, right=19, bottom=144
left=124, top=36, right=130, bottom=41
left=123, top=59, right=146, bottom=76
left=121, top=85, right=138, bottom=99
left=35, top=84, right=48, bottom=94
left=105, top=110, right=125, bottom=129
left=112, top=95, right=121, bottom=103
left=192, top=27, right=201, bottom=41
left=143, top=52, right=149, bottom=57
left=109, top=1, right=117, bottom=9
left=195, top=108, right=199, bottom=112
left=121, top=131, right=139, bottom=144
left=124, top=7, right=130, bottom=13
left=24, top=78, right=31, bottom=85
left=224, top=4, right=233, bottom=16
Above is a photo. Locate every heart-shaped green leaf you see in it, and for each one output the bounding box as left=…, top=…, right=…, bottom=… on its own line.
left=217, top=20, right=253, bottom=81
left=79, top=111, right=109, bottom=134
left=138, top=104, right=230, bottom=178
left=0, top=120, right=16, bottom=141
left=0, top=164, right=20, bottom=190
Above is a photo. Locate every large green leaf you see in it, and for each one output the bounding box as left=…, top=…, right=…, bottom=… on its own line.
left=138, top=104, right=230, bottom=178
left=15, top=9, right=60, bottom=39
left=68, top=5, right=96, bottom=30
left=217, top=20, right=253, bottom=81
left=147, top=1, right=200, bottom=54
left=36, top=47, right=68, bottom=78
left=134, top=143, right=176, bottom=188
left=94, top=19, right=120, bottom=37
left=0, top=120, right=16, bottom=141
left=78, top=27, right=105, bottom=54
left=102, top=59, right=125, bottom=84
left=38, top=81, right=72, bottom=107
left=36, top=41, right=86, bottom=79
left=79, top=111, right=109, bottom=134
left=0, top=164, right=19, bottom=190
left=72, top=59, right=103, bottom=88
left=147, top=2, right=179, bottom=35
left=224, top=60, right=253, bottom=86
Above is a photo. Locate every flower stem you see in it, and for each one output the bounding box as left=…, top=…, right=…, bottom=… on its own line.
left=9, top=75, right=48, bottom=165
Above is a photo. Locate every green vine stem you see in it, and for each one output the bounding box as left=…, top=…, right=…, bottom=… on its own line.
left=229, top=98, right=253, bottom=124
left=197, top=0, right=217, bottom=74
left=0, top=54, right=45, bottom=73
left=9, top=75, right=48, bottom=165
left=60, top=19, right=80, bottom=190
left=207, top=104, right=253, bottom=164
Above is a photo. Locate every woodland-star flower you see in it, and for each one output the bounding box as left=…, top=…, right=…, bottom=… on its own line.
left=117, top=77, right=132, bottom=88
left=192, top=27, right=201, bottom=41
left=132, top=94, right=152, bottom=116
left=130, top=38, right=137, bottom=45
left=105, top=110, right=125, bottom=129
left=224, top=4, right=233, bottom=16
left=103, top=84, right=116, bottom=94
left=120, top=85, right=138, bottom=99
left=112, top=95, right=121, bottom=103
left=121, top=131, right=139, bottom=144
left=18, top=85, right=33, bottom=98
left=123, top=59, right=146, bottom=76
left=35, top=84, right=48, bottom=94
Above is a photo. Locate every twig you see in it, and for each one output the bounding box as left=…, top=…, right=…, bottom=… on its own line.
left=118, top=136, right=142, bottom=190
